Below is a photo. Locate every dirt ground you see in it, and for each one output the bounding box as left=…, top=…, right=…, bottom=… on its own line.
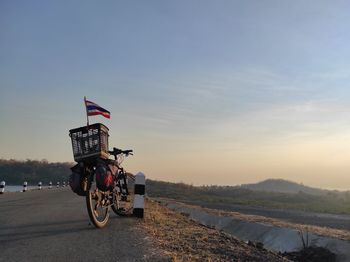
left=142, top=199, right=289, bottom=262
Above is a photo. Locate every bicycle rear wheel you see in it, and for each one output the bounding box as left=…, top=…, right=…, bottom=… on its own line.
left=111, top=172, right=135, bottom=216
left=86, top=179, right=110, bottom=228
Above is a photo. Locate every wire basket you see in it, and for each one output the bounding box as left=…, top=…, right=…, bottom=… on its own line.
left=69, top=123, right=109, bottom=162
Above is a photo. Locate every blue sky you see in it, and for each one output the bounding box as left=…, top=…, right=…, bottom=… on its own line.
left=1, top=1, right=350, bottom=189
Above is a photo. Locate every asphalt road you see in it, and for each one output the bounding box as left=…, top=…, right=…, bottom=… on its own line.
left=0, top=188, right=166, bottom=262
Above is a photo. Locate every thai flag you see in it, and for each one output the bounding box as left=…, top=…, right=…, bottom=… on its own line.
left=85, top=99, right=111, bottom=119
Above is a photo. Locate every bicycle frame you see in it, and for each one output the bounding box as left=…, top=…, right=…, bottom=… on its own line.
left=77, top=150, right=134, bottom=228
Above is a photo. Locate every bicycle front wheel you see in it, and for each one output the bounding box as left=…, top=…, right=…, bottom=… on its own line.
left=111, top=172, right=135, bottom=216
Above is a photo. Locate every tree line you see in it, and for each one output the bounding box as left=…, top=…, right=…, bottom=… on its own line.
left=0, top=159, right=73, bottom=185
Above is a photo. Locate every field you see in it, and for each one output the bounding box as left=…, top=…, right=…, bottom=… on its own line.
left=146, top=180, right=350, bottom=215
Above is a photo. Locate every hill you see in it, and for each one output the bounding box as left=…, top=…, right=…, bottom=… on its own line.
left=241, top=179, right=327, bottom=195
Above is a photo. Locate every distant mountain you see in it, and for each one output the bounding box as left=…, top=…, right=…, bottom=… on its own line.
left=241, top=179, right=327, bottom=195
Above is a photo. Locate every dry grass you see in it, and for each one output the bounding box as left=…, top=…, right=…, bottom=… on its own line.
left=142, top=198, right=288, bottom=262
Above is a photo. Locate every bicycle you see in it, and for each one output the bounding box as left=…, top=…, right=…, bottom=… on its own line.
left=69, top=124, right=135, bottom=228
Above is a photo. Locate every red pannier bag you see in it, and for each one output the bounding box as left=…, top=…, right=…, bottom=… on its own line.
left=95, top=162, right=115, bottom=192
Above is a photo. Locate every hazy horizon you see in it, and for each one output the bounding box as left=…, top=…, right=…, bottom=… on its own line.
left=1, top=1, right=350, bottom=190
left=1, top=157, right=348, bottom=192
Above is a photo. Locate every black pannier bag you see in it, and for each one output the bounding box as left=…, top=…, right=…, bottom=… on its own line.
left=69, top=164, right=87, bottom=196
left=95, top=162, right=115, bottom=192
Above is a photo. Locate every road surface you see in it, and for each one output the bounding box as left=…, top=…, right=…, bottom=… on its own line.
left=0, top=188, right=166, bottom=262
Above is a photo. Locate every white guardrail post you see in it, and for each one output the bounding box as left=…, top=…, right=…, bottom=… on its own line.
left=49, top=181, right=52, bottom=189
left=133, top=172, right=145, bottom=218
left=57, top=182, right=60, bottom=188
left=23, top=181, right=28, bottom=192
left=38, top=181, right=42, bottom=190
left=0, top=181, right=5, bottom=194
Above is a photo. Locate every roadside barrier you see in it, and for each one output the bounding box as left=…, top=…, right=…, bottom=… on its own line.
left=38, top=182, right=42, bottom=190
left=63, top=181, right=66, bottom=187
left=49, top=181, right=52, bottom=189
left=133, top=172, right=145, bottom=218
left=57, top=182, right=60, bottom=188
left=0, top=181, right=5, bottom=194
left=23, top=181, right=28, bottom=192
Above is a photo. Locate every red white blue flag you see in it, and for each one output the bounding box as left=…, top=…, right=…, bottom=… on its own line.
left=85, top=99, right=111, bottom=119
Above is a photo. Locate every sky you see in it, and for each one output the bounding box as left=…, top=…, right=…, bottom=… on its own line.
left=1, top=1, right=350, bottom=190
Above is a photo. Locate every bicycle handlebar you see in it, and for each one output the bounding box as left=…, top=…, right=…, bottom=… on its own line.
left=108, top=147, right=133, bottom=157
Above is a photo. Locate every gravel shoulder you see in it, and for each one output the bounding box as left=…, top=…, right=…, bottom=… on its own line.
left=142, top=198, right=289, bottom=262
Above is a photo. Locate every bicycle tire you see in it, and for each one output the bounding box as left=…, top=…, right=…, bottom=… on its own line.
left=111, top=172, right=135, bottom=216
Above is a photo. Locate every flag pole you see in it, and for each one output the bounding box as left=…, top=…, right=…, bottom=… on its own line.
left=84, top=96, right=89, bottom=126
